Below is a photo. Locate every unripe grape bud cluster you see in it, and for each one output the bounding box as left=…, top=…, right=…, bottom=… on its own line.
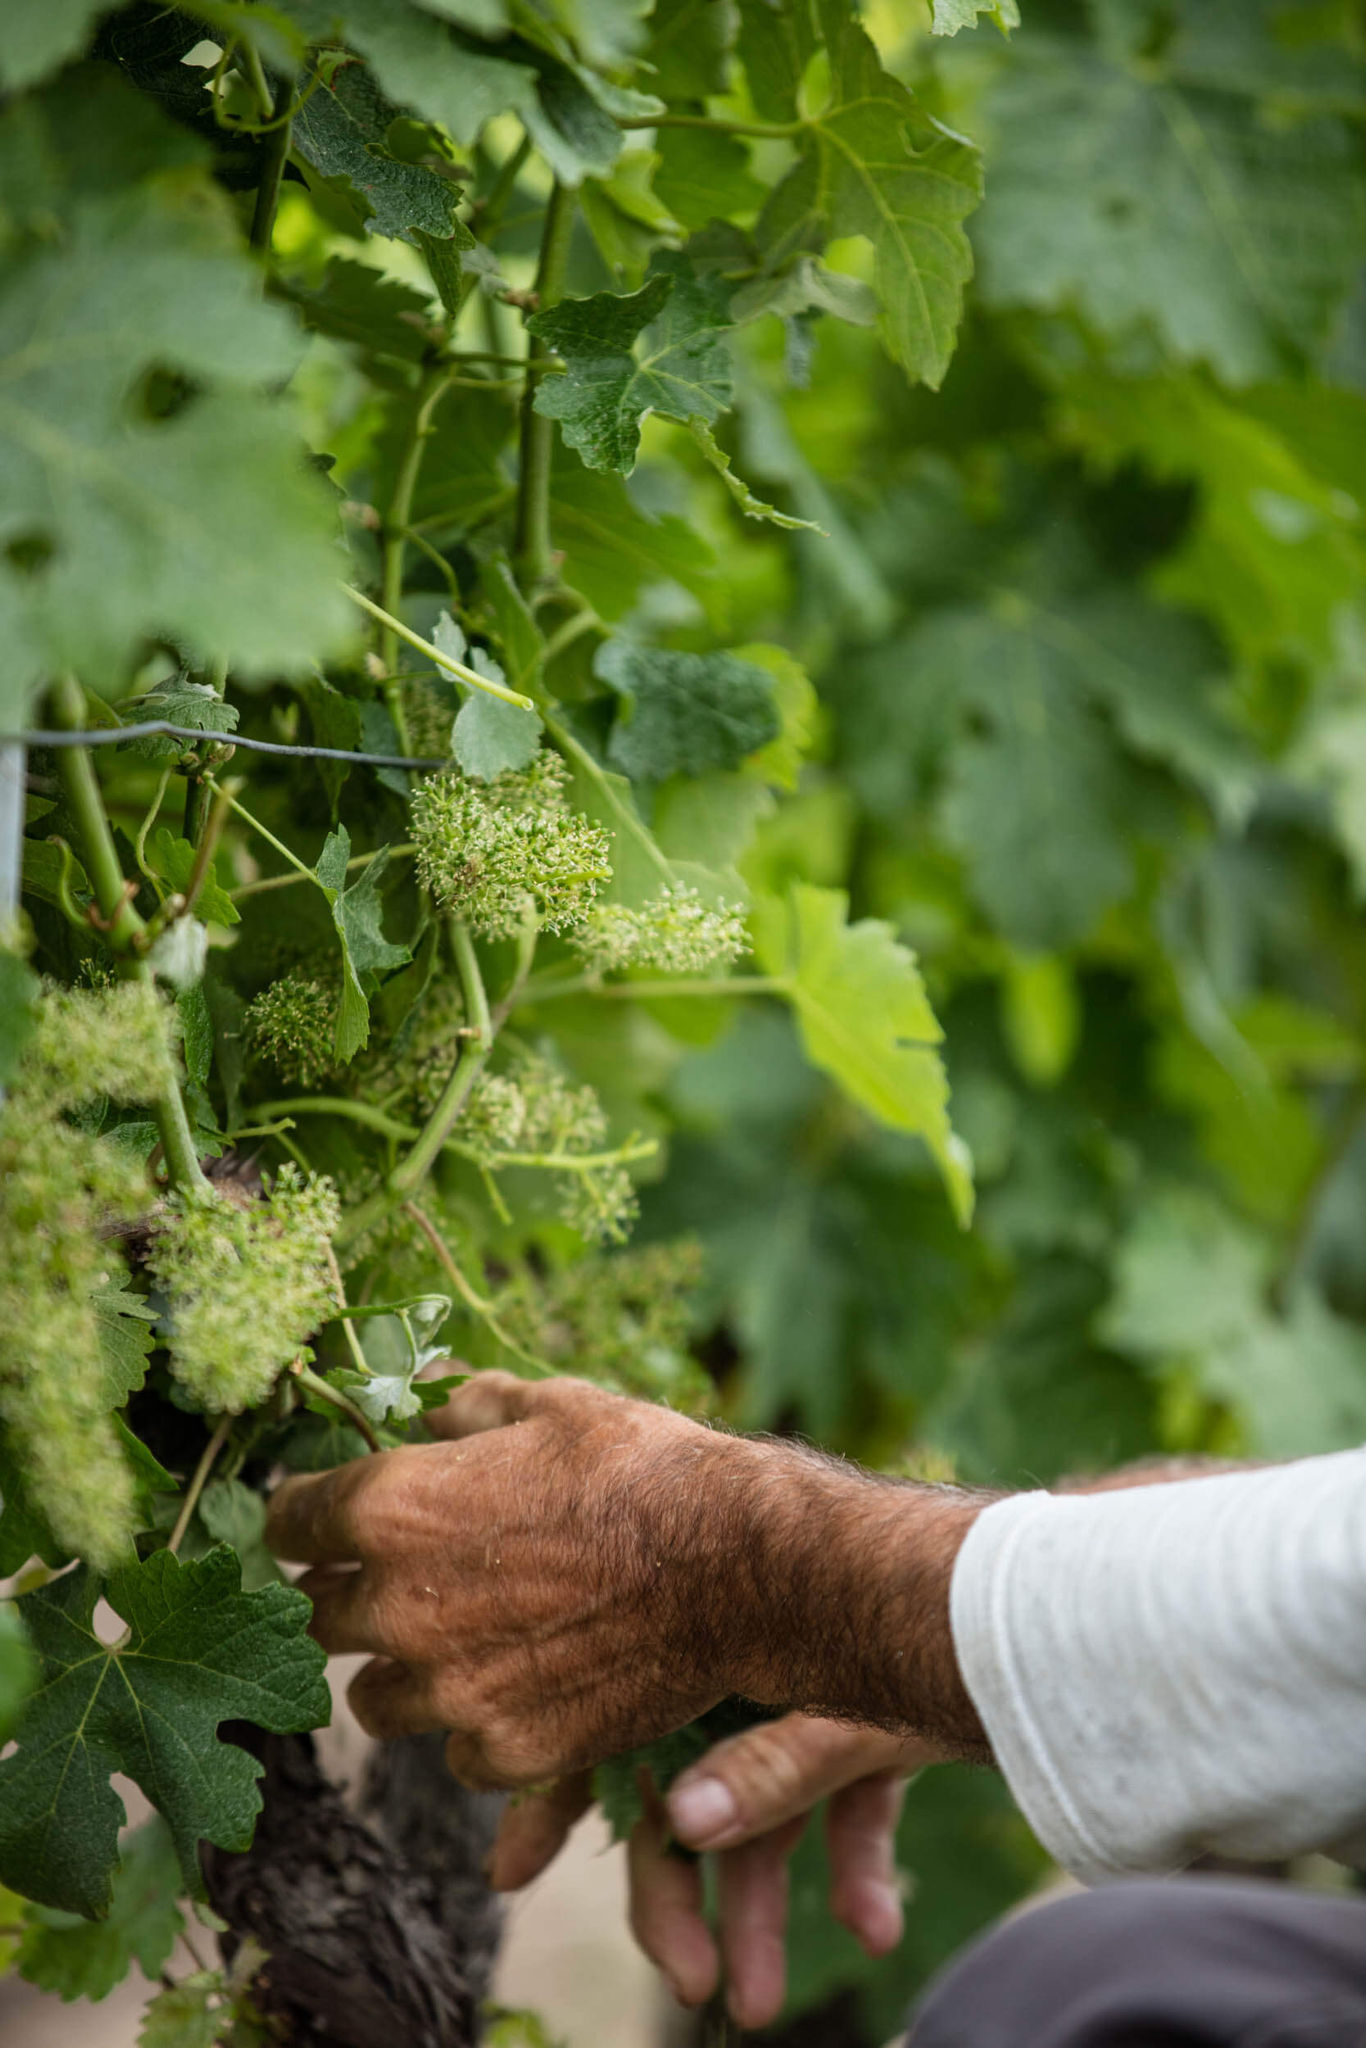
left=148, top=1165, right=341, bottom=1412
left=410, top=753, right=612, bottom=939
left=572, top=883, right=748, bottom=975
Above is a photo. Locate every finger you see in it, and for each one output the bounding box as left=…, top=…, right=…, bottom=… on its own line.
left=266, top=1462, right=382, bottom=1565
left=347, top=1657, right=449, bottom=1740
left=297, top=1565, right=425, bottom=1660
left=628, top=1787, right=718, bottom=2010
left=827, top=1773, right=906, bottom=1958
left=718, top=1826, right=803, bottom=2033
left=666, top=1714, right=920, bottom=1851
left=421, top=1359, right=602, bottom=1441
left=488, top=1774, right=593, bottom=1891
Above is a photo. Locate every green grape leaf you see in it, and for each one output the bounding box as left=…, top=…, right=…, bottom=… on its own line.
left=757, top=0, right=982, bottom=388
left=373, top=383, right=516, bottom=540
left=596, top=642, right=780, bottom=781
left=0, top=74, right=349, bottom=715
left=931, top=0, right=1019, bottom=32
left=882, top=582, right=1254, bottom=948
left=0, top=1605, right=36, bottom=1742
left=17, top=1818, right=183, bottom=2002
left=0, top=1546, right=330, bottom=1917
left=92, top=1278, right=159, bottom=1406
left=282, top=257, right=435, bottom=362
left=551, top=455, right=715, bottom=619
left=580, top=151, right=682, bottom=285
left=977, top=36, right=1366, bottom=380
left=316, top=828, right=412, bottom=1062
left=752, top=883, right=972, bottom=1224
left=291, top=59, right=479, bottom=237
left=530, top=256, right=733, bottom=474
left=279, top=1, right=534, bottom=149
left=196, top=1480, right=284, bottom=1593
left=689, top=419, right=824, bottom=533
left=736, top=0, right=816, bottom=123
left=736, top=642, right=818, bottom=792
left=0, top=0, right=107, bottom=90
left=645, top=0, right=736, bottom=98
left=137, top=1977, right=224, bottom=2048
left=1100, top=1187, right=1366, bottom=1458
left=122, top=676, right=240, bottom=764
left=452, top=677, right=545, bottom=780
left=654, top=127, right=766, bottom=234
left=1060, top=371, right=1366, bottom=664
left=145, top=827, right=240, bottom=928
left=728, top=253, right=877, bottom=328
left=436, top=614, right=544, bottom=779
left=523, top=53, right=658, bottom=188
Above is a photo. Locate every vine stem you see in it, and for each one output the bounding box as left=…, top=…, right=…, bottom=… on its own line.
left=403, top=1201, right=553, bottom=1376
left=167, top=1418, right=231, bottom=1556
left=543, top=713, right=675, bottom=887
left=293, top=1363, right=384, bottom=1454
left=343, top=586, right=537, bottom=709
left=48, top=678, right=210, bottom=1195
left=379, top=366, right=461, bottom=751
left=248, top=70, right=293, bottom=251
left=514, top=180, right=574, bottom=592
left=333, top=924, right=496, bottom=1249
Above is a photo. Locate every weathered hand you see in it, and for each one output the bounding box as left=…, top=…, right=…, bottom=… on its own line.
left=267, top=1369, right=988, bottom=1791
left=491, top=1714, right=943, bottom=2031
left=266, top=1371, right=768, bottom=1786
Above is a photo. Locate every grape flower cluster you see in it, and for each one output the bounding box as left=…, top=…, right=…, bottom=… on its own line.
left=0, top=981, right=175, bottom=1567
left=410, top=753, right=612, bottom=939
left=244, top=972, right=339, bottom=1087
left=571, top=883, right=748, bottom=976
left=148, top=1165, right=341, bottom=1412
left=456, top=1053, right=638, bottom=1244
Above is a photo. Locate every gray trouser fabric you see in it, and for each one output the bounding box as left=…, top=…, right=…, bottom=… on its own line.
left=908, top=1877, right=1366, bottom=2047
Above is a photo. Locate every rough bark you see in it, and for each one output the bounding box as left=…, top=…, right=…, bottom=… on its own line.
left=362, top=1733, right=505, bottom=2012
left=203, top=1727, right=500, bottom=2048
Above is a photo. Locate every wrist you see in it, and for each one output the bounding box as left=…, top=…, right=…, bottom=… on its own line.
left=714, top=1444, right=993, bottom=1756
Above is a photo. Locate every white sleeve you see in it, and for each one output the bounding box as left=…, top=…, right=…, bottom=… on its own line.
left=948, top=1449, right=1366, bottom=1884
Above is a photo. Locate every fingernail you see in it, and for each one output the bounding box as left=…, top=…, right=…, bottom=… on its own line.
left=667, top=1776, right=738, bottom=1845
left=860, top=1882, right=903, bottom=1952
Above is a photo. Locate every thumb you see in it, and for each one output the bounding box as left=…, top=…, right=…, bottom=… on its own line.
left=666, top=1714, right=933, bottom=1853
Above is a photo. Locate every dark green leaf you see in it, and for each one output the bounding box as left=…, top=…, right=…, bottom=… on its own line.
left=0, top=0, right=109, bottom=90
left=977, top=36, right=1366, bottom=380
left=530, top=255, right=733, bottom=474
left=0, top=1604, right=36, bottom=1743
left=0, top=76, right=348, bottom=715
left=17, top=1818, right=183, bottom=2002
left=756, top=0, right=981, bottom=387
left=317, top=828, right=412, bottom=1062
left=596, top=641, right=779, bottom=780
left=0, top=1546, right=330, bottom=1917
left=92, top=1278, right=158, bottom=1406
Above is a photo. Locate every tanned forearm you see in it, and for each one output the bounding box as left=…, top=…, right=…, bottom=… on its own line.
left=655, top=1443, right=1258, bottom=1767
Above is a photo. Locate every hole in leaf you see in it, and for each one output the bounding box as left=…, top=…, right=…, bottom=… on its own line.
left=5, top=529, right=55, bottom=577
left=128, top=365, right=197, bottom=423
